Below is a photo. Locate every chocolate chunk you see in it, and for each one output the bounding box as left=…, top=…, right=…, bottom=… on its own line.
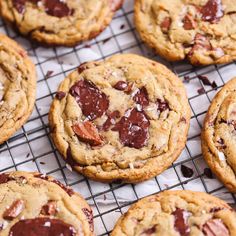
left=112, top=108, right=150, bottom=149
left=72, top=121, right=103, bottom=146
left=56, top=91, right=66, bottom=100
left=13, top=0, right=73, bottom=17
left=204, top=168, right=214, bottom=179
left=142, top=225, right=157, bottom=235
left=133, top=87, right=149, bottom=107
left=41, top=201, right=57, bottom=216
left=113, top=81, right=128, bottom=91
left=3, top=200, right=24, bottom=220
left=0, top=173, right=11, bottom=184
left=172, top=208, right=190, bottom=236
left=181, top=165, right=194, bottom=178
left=70, top=80, right=109, bottom=120
left=156, top=99, right=170, bottom=112
left=102, top=110, right=120, bottom=131
left=35, top=174, right=74, bottom=196
left=198, top=75, right=212, bottom=86
left=9, top=218, right=78, bottom=236
left=82, top=208, right=94, bottom=232
left=210, top=207, right=224, bottom=213
left=160, top=17, right=171, bottom=33
left=189, top=33, right=212, bottom=57
left=44, top=0, right=73, bottom=18
left=183, top=14, right=197, bottom=30
left=202, top=219, right=229, bottom=236
left=201, top=0, right=224, bottom=24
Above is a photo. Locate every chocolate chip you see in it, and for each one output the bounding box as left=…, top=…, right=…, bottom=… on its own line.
left=9, top=218, right=78, bottom=236
left=3, top=200, right=24, bottom=220
left=70, top=80, right=109, bottom=120
left=181, top=165, right=194, bottom=178
left=82, top=208, right=94, bottom=232
left=201, top=0, right=224, bottom=24
left=56, top=91, right=66, bottom=100
left=156, top=99, right=169, bottom=112
left=72, top=121, right=103, bottom=146
left=102, top=110, right=120, bottom=131
left=41, top=201, right=57, bottom=216
left=172, top=208, right=190, bottom=236
left=142, top=225, right=157, bottom=235
left=133, top=87, right=149, bottom=107
left=204, top=168, right=214, bottom=179
left=112, top=108, right=150, bottom=149
left=113, top=81, right=128, bottom=91
left=202, top=219, right=229, bottom=236
left=183, top=14, right=197, bottom=30
left=160, top=17, right=171, bottom=33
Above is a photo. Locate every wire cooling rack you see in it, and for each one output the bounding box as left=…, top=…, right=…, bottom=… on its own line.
left=1, top=1, right=236, bottom=235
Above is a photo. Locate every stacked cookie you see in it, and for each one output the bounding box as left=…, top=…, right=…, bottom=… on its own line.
left=0, top=0, right=236, bottom=235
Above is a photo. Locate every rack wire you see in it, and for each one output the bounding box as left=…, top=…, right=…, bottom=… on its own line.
left=0, top=1, right=236, bottom=235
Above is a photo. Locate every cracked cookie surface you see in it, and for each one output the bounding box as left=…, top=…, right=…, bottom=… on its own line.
left=202, top=77, right=236, bottom=192
left=111, top=190, right=236, bottom=236
left=49, top=54, right=191, bottom=183
left=0, top=171, right=94, bottom=235
left=134, top=0, right=236, bottom=65
left=0, top=0, right=123, bottom=46
left=0, top=33, right=36, bottom=144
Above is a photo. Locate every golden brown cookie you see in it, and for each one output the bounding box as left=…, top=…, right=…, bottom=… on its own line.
left=0, top=0, right=123, bottom=46
left=111, top=190, right=236, bottom=236
left=0, top=33, right=36, bottom=144
left=134, top=0, right=236, bottom=65
left=202, top=77, right=236, bottom=193
left=0, top=171, right=94, bottom=235
left=49, top=54, right=191, bottom=183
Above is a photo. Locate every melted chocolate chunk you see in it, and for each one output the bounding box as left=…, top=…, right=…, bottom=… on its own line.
left=0, top=173, right=11, bottom=184
left=133, top=87, right=149, bottom=107
left=70, top=80, right=109, bottom=121
left=13, top=0, right=73, bottom=18
left=113, top=81, right=128, bottom=91
left=35, top=174, right=74, bottom=196
left=9, top=218, right=77, bottom=236
left=112, top=108, right=150, bottom=149
left=183, top=14, right=197, bottom=30
left=142, top=225, right=157, bottom=235
left=56, top=91, right=66, bottom=100
left=160, top=17, right=171, bottom=33
left=201, top=0, right=224, bottom=23
left=172, top=208, right=190, bottom=236
left=181, top=165, right=194, bottom=178
left=202, top=219, right=229, bottom=236
left=156, top=99, right=169, bottom=112
left=210, top=207, right=224, bottom=213
left=102, top=110, right=120, bottom=131
left=82, top=208, right=94, bottom=232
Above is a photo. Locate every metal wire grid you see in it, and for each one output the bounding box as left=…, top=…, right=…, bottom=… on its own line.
left=0, top=0, right=236, bottom=235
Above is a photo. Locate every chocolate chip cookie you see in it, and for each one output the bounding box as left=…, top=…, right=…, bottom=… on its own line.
left=0, top=33, right=36, bottom=144
left=111, top=190, right=236, bottom=236
left=0, top=171, right=94, bottom=235
left=49, top=54, right=191, bottom=183
left=202, top=77, right=236, bottom=193
left=0, top=0, right=123, bottom=46
left=134, top=0, right=236, bottom=65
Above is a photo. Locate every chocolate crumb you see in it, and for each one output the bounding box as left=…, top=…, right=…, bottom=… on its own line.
left=197, top=87, right=205, bottom=94
left=198, top=75, right=212, bottom=86
left=184, top=76, right=191, bottom=83
left=120, top=24, right=125, bottom=30
left=204, top=168, right=214, bottom=179
left=181, top=165, right=194, bottom=178
left=103, top=37, right=112, bottom=44
left=45, top=70, right=54, bottom=79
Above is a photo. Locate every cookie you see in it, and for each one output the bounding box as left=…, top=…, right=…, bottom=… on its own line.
left=202, top=77, right=236, bottom=193
left=134, top=0, right=236, bottom=65
left=0, top=0, right=123, bottom=46
left=0, top=33, right=36, bottom=144
left=0, top=171, right=94, bottom=235
left=111, top=190, right=236, bottom=236
left=49, top=54, right=191, bottom=183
